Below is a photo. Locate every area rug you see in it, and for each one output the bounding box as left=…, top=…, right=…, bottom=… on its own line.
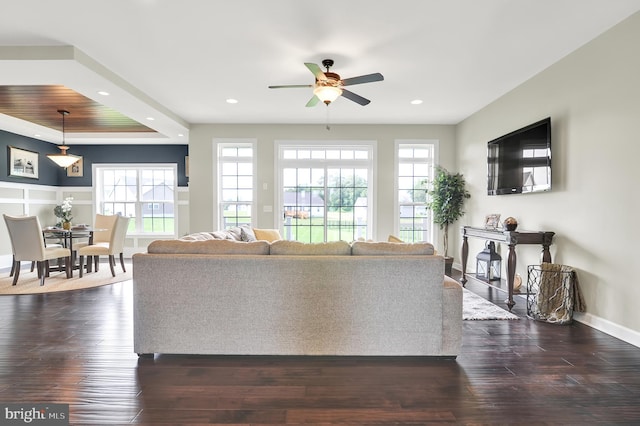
left=463, top=287, right=519, bottom=320
left=0, top=266, right=132, bottom=295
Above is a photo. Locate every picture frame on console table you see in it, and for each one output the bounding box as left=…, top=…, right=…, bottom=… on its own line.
left=484, top=213, right=501, bottom=230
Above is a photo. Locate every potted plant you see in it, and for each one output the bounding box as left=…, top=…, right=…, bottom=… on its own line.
left=426, top=166, right=470, bottom=276
left=54, top=197, right=74, bottom=229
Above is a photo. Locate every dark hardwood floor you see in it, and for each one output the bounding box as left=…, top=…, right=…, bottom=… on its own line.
left=0, top=268, right=639, bottom=424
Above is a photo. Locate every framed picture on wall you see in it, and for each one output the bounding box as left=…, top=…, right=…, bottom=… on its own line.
left=67, top=156, right=83, bottom=177
left=8, top=146, right=39, bottom=179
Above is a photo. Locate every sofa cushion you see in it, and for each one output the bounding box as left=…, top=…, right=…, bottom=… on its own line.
left=253, top=228, right=282, bottom=242
left=270, top=240, right=352, bottom=255
left=148, top=239, right=270, bottom=255
left=351, top=241, right=435, bottom=255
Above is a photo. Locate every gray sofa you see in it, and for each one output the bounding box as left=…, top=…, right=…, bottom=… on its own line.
left=132, top=238, right=463, bottom=357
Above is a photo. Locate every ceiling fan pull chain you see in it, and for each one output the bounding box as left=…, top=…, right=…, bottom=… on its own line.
left=325, top=104, right=331, bottom=131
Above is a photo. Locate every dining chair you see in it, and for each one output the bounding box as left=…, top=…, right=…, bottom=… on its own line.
left=74, top=213, right=118, bottom=271
left=9, top=232, right=63, bottom=277
left=9, top=231, right=63, bottom=277
left=78, top=215, right=130, bottom=277
left=3, top=214, right=72, bottom=286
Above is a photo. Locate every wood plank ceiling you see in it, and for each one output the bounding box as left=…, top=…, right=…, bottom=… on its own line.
left=0, top=85, right=156, bottom=134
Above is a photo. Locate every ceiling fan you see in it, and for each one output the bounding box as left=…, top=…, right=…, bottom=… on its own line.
left=268, top=59, right=384, bottom=107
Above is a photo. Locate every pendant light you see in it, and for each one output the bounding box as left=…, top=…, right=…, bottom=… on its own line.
left=47, top=109, right=80, bottom=168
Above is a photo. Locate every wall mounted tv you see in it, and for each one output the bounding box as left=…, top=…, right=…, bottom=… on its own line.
left=487, top=117, right=551, bottom=195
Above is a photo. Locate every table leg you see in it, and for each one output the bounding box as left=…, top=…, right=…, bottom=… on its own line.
left=506, top=243, right=516, bottom=311
left=541, top=244, right=552, bottom=264
left=461, top=235, right=468, bottom=286
left=67, top=233, right=74, bottom=278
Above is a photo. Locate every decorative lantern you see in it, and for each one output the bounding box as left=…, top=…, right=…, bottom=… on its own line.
left=476, top=241, right=502, bottom=281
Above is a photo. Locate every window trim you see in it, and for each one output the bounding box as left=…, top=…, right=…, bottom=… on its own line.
left=394, top=139, right=439, bottom=243
left=275, top=140, right=377, bottom=241
left=215, top=139, right=257, bottom=230
left=92, top=163, right=178, bottom=237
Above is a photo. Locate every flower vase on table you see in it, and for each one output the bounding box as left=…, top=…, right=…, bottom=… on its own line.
left=54, top=197, right=74, bottom=230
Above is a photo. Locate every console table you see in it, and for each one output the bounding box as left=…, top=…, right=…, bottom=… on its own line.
left=461, top=226, right=555, bottom=311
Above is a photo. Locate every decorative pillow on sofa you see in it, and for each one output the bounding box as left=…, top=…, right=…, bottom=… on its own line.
left=148, top=239, right=270, bottom=255
left=240, top=225, right=257, bottom=242
left=270, top=240, right=351, bottom=255
left=387, top=234, right=404, bottom=243
left=179, top=232, right=217, bottom=241
left=351, top=241, right=435, bottom=255
left=225, top=227, right=244, bottom=241
left=253, top=228, right=282, bottom=242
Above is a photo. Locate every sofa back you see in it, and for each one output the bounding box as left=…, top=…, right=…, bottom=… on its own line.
left=146, top=237, right=435, bottom=256
left=351, top=241, right=434, bottom=255
left=147, top=239, right=270, bottom=255
left=133, top=253, right=450, bottom=356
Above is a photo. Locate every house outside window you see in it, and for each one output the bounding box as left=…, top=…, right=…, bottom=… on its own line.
left=396, top=140, right=437, bottom=243
left=217, top=141, right=256, bottom=230
left=94, top=165, right=177, bottom=235
left=277, top=141, right=375, bottom=243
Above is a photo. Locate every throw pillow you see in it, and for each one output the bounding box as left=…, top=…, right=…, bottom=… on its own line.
left=225, top=227, right=243, bottom=241
left=240, top=225, right=257, bottom=242
left=253, top=228, right=282, bottom=242
left=387, top=234, right=404, bottom=243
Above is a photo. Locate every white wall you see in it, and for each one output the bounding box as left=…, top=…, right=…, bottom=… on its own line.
left=456, top=12, right=640, bottom=344
left=0, top=182, right=190, bottom=268
left=187, top=124, right=456, bottom=244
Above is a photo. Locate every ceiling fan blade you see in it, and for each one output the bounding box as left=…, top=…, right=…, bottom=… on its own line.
left=305, top=63, right=327, bottom=81
left=268, top=84, right=313, bottom=89
left=341, top=89, right=371, bottom=106
left=341, top=73, right=384, bottom=86
left=305, top=95, right=320, bottom=107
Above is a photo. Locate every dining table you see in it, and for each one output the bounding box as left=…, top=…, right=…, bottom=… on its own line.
left=42, top=226, right=105, bottom=276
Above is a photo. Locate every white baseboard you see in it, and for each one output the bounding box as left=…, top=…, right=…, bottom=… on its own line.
left=0, top=254, right=12, bottom=271
left=452, top=261, right=640, bottom=349
left=573, top=312, right=640, bottom=349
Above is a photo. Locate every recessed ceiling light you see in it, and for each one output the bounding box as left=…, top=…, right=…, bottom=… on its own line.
left=178, top=133, right=184, bottom=137
left=146, top=117, right=155, bottom=121
left=98, top=91, right=110, bottom=96
left=34, top=134, right=41, bottom=137
left=226, top=98, right=238, bottom=104
left=410, top=99, right=423, bottom=105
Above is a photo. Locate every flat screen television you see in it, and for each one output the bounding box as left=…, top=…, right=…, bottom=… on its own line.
left=487, top=117, right=551, bottom=195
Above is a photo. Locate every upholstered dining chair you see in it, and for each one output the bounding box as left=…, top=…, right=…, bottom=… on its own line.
left=78, top=215, right=130, bottom=277
left=3, top=214, right=72, bottom=286
left=9, top=230, right=64, bottom=278
left=74, top=213, right=118, bottom=271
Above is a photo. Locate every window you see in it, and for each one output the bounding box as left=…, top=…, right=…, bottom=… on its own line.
left=217, top=142, right=255, bottom=229
left=95, top=165, right=176, bottom=235
left=396, top=141, right=436, bottom=243
left=278, top=142, right=374, bottom=243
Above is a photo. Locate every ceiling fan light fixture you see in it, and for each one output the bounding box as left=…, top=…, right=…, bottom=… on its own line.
left=47, top=109, right=80, bottom=168
left=313, top=85, right=342, bottom=105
